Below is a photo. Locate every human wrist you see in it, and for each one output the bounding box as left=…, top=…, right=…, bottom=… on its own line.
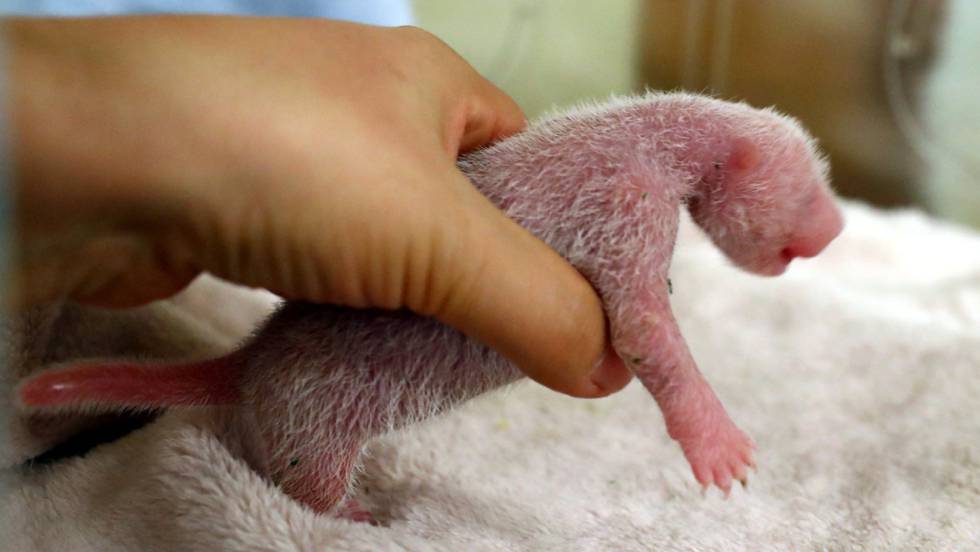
left=12, top=17, right=206, bottom=226
left=6, top=18, right=201, bottom=305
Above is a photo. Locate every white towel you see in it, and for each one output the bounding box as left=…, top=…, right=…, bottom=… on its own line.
left=2, top=201, right=979, bottom=551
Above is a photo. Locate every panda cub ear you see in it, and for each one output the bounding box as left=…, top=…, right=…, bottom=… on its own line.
left=728, top=137, right=761, bottom=174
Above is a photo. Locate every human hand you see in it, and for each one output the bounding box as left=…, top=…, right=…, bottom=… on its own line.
left=7, top=16, right=631, bottom=398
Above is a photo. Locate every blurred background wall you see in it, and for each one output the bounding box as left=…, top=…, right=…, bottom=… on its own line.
left=413, top=0, right=641, bottom=118
left=413, top=0, right=980, bottom=228
left=640, top=0, right=932, bottom=208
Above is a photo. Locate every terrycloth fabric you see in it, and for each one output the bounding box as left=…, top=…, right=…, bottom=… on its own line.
left=2, top=201, right=979, bottom=551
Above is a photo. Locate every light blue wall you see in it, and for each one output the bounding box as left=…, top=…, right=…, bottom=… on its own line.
left=0, top=0, right=413, bottom=24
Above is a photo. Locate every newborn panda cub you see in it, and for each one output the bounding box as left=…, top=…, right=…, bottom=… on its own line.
left=18, top=93, right=844, bottom=517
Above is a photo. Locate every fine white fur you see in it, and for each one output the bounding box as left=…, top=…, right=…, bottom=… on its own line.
left=206, top=92, right=830, bottom=504
left=2, top=202, right=979, bottom=550
left=12, top=92, right=837, bottom=506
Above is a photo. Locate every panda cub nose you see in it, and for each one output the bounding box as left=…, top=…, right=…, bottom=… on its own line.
left=787, top=194, right=845, bottom=260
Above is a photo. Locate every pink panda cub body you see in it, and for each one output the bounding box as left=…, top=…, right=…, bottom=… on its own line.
left=19, top=93, right=844, bottom=516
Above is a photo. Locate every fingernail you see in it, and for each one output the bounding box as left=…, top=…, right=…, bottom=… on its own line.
left=589, top=349, right=626, bottom=393
left=590, top=364, right=617, bottom=393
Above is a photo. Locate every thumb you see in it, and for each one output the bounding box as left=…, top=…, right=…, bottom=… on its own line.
left=426, top=173, right=633, bottom=398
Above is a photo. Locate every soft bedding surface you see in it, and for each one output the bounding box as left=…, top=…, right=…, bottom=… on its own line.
left=1, top=202, right=978, bottom=551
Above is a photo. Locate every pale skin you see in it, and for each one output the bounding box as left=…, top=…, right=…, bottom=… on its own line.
left=19, top=92, right=845, bottom=510
left=6, top=16, right=632, bottom=398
